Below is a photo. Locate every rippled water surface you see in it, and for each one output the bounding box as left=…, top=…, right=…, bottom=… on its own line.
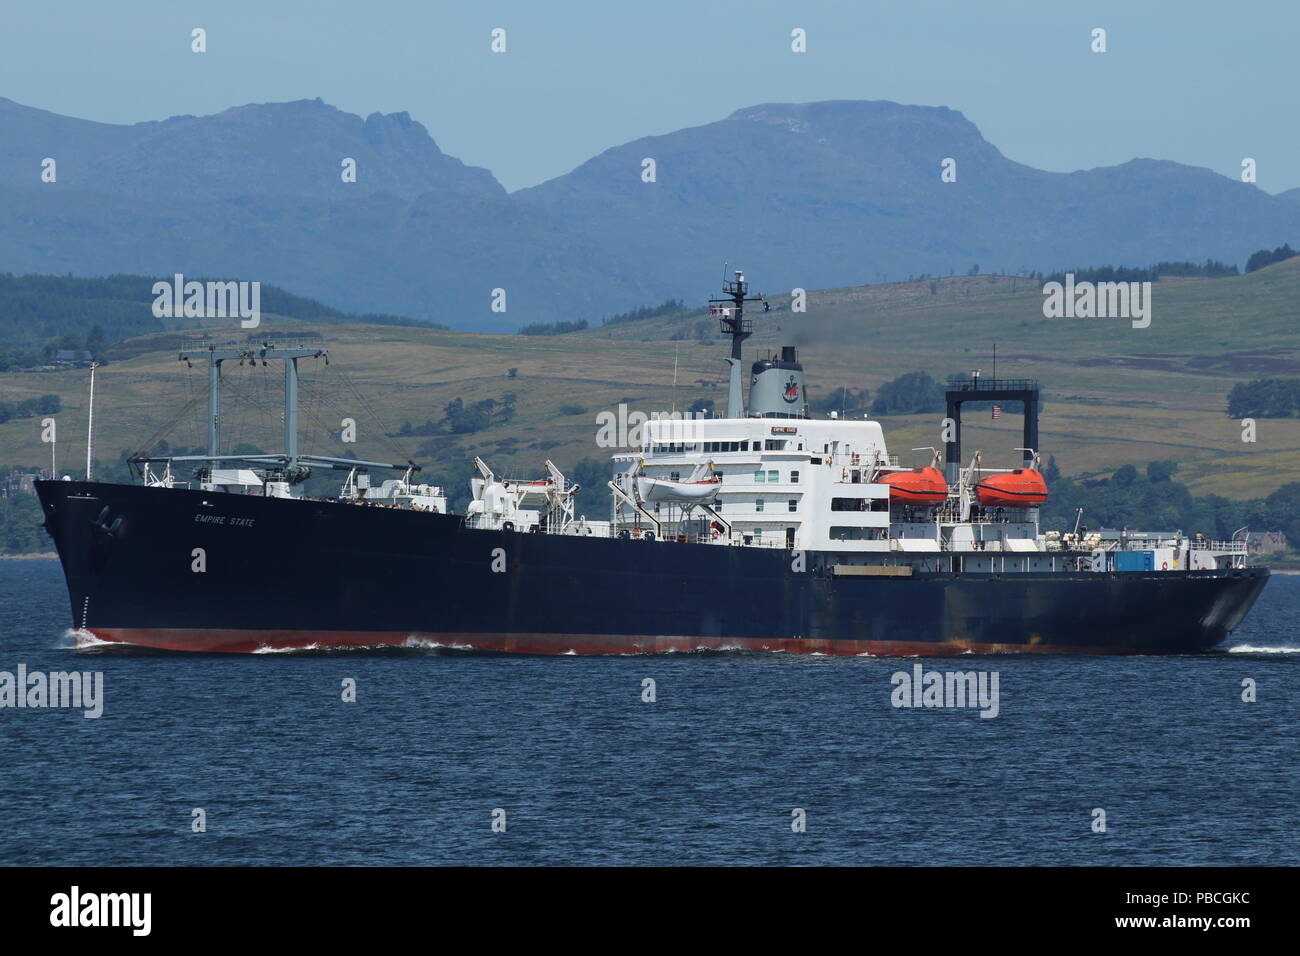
left=2, top=559, right=1296, bottom=866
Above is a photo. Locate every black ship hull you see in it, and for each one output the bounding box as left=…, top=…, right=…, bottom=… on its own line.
left=36, top=480, right=1269, bottom=655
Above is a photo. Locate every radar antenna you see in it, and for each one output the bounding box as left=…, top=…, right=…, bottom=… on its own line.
left=709, top=269, right=765, bottom=417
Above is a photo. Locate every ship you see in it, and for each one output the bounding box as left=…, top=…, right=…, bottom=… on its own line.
left=36, top=272, right=1268, bottom=655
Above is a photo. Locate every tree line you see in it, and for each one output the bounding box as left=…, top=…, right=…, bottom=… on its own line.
left=0, top=394, right=61, bottom=424
left=0, top=272, right=441, bottom=371
left=1226, top=378, right=1300, bottom=418
left=1042, top=259, right=1239, bottom=286
left=518, top=320, right=589, bottom=335
left=1245, top=244, right=1297, bottom=274
left=391, top=393, right=519, bottom=437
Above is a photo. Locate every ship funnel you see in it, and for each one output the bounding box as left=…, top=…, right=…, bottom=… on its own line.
left=748, top=346, right=807, bottom=419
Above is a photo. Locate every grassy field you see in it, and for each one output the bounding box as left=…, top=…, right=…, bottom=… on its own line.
left=2, top=258, right=1299, bottom=500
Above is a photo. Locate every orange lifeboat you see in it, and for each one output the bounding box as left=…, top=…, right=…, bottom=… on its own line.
left=878, top=466, right=948, bottom=505
left=975, top=468, right=1048, bottom=507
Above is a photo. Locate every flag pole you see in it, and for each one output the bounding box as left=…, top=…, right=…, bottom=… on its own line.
left=86, top=361, right=97, bottom=480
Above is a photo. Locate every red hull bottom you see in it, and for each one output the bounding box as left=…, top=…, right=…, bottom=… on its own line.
left=83, top=627, right=1145, bottom=656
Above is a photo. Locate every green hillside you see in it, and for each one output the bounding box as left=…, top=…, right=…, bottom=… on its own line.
left=2, top=259, right=1299, bottom=508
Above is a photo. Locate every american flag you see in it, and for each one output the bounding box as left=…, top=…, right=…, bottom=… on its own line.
left=991, top=403, right=1002, bottom=420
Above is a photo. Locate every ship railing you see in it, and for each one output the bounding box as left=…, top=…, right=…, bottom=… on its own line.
left=932, top=504, right=1039, bottom=524
left=605, top=524, right=790, bottom=549
left=826, top=453, right=901, bottom=478
left=1192, top=539, right=1247, bottom=553
left=831, top=453, right=900, bottom=468
left=945, top=376, right=1040, bottom=392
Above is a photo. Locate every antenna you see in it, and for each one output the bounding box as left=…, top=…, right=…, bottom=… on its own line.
left=85, top=361, right=97, bottom=480
left=671, top=343, right=679, bottom=414
left=709, top=268, right=764, bottom=417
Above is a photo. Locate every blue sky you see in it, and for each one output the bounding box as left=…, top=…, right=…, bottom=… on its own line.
left=2, top=0, right=1296, bottom=193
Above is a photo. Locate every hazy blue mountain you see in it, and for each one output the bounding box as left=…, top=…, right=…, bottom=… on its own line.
left=0, top=97, right=502, bottom=201
left=1, top=96, right=1297, bottom=330
left=1279, top=187, right=1300, bottom=203
left=516, top=100, right=1300, bottom=296
left=0, top=97, right=663, bottom=330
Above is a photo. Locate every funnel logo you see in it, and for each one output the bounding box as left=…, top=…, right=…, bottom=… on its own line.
left=782, top=376, right=799, bottom=403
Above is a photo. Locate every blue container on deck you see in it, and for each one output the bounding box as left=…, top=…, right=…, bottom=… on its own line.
left=1114, top=550, right=1155, bottom=572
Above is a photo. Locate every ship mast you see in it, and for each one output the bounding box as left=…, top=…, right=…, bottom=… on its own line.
left=85, top=361, right=97, bottom=480
left=710, top=269, right=764, bottom=418
left=181, top=339, right=325, bottom=475
left=131, top=336, right=413, bottom=486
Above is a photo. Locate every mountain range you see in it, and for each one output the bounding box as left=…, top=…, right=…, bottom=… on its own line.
left=2, top=95, right=1298, bottom=330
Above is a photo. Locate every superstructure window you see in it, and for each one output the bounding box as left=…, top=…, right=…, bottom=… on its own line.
left=788, top=499, right=797, bottom=513
left=754, top=471, right=765, bottom=483
left=756, top=499, right=765, bottom=512
left=830, top=526, right=881, bottom=541
left=790, top=470, right=800, bottom=483
left=831, top=497, right=887, bottom=512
